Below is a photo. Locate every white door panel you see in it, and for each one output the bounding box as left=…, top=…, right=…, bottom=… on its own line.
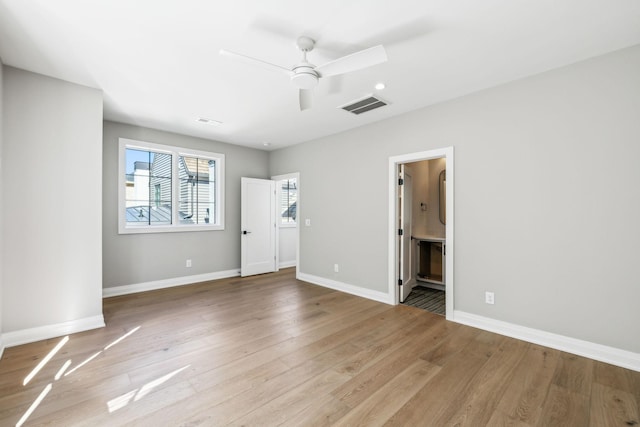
left=241, top=178, right=276, bottom=277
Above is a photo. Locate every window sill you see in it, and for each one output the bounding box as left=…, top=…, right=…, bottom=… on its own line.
left=119, top=224, right=225, bottom=234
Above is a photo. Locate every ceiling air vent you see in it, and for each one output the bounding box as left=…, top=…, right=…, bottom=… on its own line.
left=340, top=95, right=388, bottom=115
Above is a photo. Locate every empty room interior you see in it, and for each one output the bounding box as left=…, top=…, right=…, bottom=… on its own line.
left=1, top=1, right=640, bottom=426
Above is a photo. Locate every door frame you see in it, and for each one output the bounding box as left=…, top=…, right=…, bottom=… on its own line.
left=388, top=147, right=454, bottom=320
left=240, top=177, right=277, bottom=277
left=271, top=172, right=300, bottom=274
left=399, top=166, right=415, bottom=302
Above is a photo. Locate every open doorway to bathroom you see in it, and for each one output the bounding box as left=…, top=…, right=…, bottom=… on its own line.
left=401, top=158, right=446, bottom=315
left=389, top=148, right=454, bottom=320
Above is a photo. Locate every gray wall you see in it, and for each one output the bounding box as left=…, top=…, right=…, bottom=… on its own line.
left=103, top=121, right=269, bottom=288
left=2, top=67, right=103, bottom=332
left=270, top=44, right=640, bottom=353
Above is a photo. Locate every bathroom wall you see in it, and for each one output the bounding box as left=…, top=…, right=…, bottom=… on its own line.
left=407, top=158, right=445, bottom=238
left=427, top=158, right=446, bottom=237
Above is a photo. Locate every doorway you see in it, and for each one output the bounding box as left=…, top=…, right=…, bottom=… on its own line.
left=272, top=173, right=299, bottom=273
left=240, top=177, right=277, bottom=277
left=388, top=148, right=454, bottom=320
left=241, top=173, right=300, bottom=278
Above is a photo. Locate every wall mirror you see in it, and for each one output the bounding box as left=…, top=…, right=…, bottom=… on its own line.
left=439, top=169, right=446, bottom=225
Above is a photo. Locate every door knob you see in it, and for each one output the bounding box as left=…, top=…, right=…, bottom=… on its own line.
left=242, top=230, right=251, bottom=235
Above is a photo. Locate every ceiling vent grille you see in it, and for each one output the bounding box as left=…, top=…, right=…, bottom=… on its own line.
left=340, top=95, right=388, bottom=115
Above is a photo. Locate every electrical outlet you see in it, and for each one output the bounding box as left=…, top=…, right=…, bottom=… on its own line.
left=485, top=292, right=494, bottom=305
left=186, top=259, right=192, bottom=268
left=305, top=219, right=311, bottom=226
left=334, top=264, right=339, bottom=273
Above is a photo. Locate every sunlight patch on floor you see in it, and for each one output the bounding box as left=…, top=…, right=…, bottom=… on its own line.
left=107, top=365, right=191, bottom=413
left=64, top=350, right=102, bottom=377
left=16, top=383, right=52, bottom=427
left=23, top=336, right=69, bottom=386
left=54, top=360, right=72, bottom=380
left=104, top=326, right=140, bottom=351
left=15, top=325, right=144, bottom=425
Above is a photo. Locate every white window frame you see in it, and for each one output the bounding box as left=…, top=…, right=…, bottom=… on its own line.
left=118, top=138, right=225, bottom=234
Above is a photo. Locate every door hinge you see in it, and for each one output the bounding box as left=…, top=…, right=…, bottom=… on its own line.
left=398, top=278, right=403, bottom=286
left=398, top=178, right=404, bottom=185
left=398, top=228, right=403, bottom=236
left=443, top=244, right=446, bottom=256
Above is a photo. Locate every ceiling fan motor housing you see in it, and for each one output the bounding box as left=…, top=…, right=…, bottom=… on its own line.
left=291, top=65, right=318, bottom=89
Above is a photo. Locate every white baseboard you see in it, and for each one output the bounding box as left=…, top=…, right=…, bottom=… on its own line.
left=279, top=260, right=296, bottom=269
left=2, top=315, right=106, bottom=349
left=103, top=268, right=241, bottom=298
left=0, top=337, right=4, bottom=360
left=297, top=272, right=393, bottom=305
left=453, top=310, right=640, bottom=372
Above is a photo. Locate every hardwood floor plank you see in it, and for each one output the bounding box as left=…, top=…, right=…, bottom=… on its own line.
left=331, top=359, right=441, bottom=427
left=228, top=369, right=352, bottom=426
left=0, top=269, right=638, bottom=426
left=330, top=317, right=446, bottom=409
left=331, top=313, right=438, bottom=378
left=486, top=409, right=535, bottom=427
left=382, top=349, right=490, bottom=426
left=537, top=383, right=590, bottom=427
left=552, top=351, right=594, bottom=396
left=419, top=319, right=479, bottom=366
left=278, top=394, right=351, bottom=427
left=432, top=336, right=530, bottom=426
left=493, top=344, right=561, bottom=425
left=589, top=382, right=639, bottom=427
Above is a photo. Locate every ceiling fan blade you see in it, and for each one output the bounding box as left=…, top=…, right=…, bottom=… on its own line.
left=219, top=49, right=293, bottom=76
left=315, top=45, right=387, bottom=78
left=299, top=89, right=313, bottom=111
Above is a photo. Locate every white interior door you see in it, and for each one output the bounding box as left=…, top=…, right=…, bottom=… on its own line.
left=399, top=167, right=415, bottom=302
left=241, top=177, right=276, bottom=277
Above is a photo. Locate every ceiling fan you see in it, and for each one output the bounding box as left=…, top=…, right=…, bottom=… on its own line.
left=220, top=36, right=387, bottom=111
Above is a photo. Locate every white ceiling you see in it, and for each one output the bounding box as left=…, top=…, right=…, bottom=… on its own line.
left=1, top=1, right=639, bottom=151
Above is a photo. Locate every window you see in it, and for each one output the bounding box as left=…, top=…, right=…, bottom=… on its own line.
left=279, top=177, right=297, bottom=226
left=178, top=156, right=216, bottom=225
left=119, top=138, right=224, bottom=233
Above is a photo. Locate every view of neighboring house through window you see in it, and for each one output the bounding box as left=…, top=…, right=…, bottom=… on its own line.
left=119, top=138, right=225, bottom=233
left=280, top=178, right=297, bottom=225
left=125, top=148, right=172, bottom=225
left=178, top=156, right=216, bottom=224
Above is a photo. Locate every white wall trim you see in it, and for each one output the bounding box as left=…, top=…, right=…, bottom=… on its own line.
left=0, top=338, right=5, bottom=360
left=453, top=310, right=640, bottom=372
left=298, top=272, right=393, bottom=305
left=2, top=315, right=106, bottom=348
left=103, top=268, right=241, bottom=298
left=279, top=260, right=296, bottom=269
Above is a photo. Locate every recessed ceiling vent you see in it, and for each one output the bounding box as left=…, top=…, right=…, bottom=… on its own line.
left=196, top=117, right=222, bottom=126
left=340, top=95, right=388, bottom=115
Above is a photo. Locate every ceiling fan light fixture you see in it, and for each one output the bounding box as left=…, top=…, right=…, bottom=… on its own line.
left=290, top=68, right=318, bottom=90
left=220, top=36, right=387, bottom=111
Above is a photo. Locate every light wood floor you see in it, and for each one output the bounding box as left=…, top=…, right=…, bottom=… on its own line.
left=1, top=269, right=639, bottom=426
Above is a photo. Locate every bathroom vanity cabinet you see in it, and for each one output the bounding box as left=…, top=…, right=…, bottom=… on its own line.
left=413, top=235, right=445, bottom=290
